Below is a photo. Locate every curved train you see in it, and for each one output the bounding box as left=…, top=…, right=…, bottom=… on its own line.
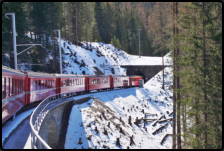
left=2, top=66, right=143, bottom=124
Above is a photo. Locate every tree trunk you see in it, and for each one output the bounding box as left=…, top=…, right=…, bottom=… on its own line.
left=89, top=2, right=91, bottom=48
left=64, top=2, right=67, bottom=40
left=202, top=2, right=207, bottom=149
left=76, top=3, right=78, bottom=47
left=85, top=2, right=88, bottom=46
left=172, top=2, right=176, bottom=149
left=176, top=2, right=181, bottom=149
left=67, top=2, right=70, bottom=42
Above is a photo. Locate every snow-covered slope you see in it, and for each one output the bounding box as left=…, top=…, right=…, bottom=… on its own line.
left=65, top=67, right=173, bottom=149
left=60, top=40, right=172, bottom=75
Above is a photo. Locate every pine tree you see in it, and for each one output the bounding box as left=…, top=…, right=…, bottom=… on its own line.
left=177, top=2, right=222, bottom=149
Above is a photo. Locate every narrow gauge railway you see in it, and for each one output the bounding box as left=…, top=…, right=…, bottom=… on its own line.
left=2, top=66, right=143, bottom=124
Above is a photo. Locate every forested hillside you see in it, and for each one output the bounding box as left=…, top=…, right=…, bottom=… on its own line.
left=2, top=2, right=172, bottom=71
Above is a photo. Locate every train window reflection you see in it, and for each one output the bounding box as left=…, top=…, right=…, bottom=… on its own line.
left=6, top=78, right=9, bottom=96
left=31, top=80, right=33, bottom=90
left=41, top=80, right=44, bottom=89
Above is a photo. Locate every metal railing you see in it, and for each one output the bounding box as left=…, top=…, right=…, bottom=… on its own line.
left=30, top=92, right=77, bottom=149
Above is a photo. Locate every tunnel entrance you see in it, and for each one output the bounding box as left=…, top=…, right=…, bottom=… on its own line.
left=135, top=72, right=146, bottom=84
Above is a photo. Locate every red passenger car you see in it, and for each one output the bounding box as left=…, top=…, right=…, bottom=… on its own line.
left=86, top=75, right=111, bottom=92
left=2, top=66, right=26, bottom=124
left=55, top=74, right=86, bottom=95
left=111, top=75, right=129, bottom=89
left=129, top=75, right=143, bottom=87
left=26, top=72, right=57, bottom=105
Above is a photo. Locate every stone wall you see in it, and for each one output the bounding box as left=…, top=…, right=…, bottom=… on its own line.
left=38, top=97, right=92, bottom=149
left=38, top=101, right=70, bottom=149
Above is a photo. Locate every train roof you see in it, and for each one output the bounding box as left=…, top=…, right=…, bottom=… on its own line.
left=2, top=66, right=26, bottom=76
left=129, top=75, right=143, bottom=78
left=54, top=74, right=86, bottom=78
left=26, top=71, right=57, bottom=78
left=110, top=75, right=129, bottom=77
left=85, top=75, right=111, bottom=78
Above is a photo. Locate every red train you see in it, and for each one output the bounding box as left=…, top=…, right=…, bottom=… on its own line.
left=2, top=66, right=143, bottom=124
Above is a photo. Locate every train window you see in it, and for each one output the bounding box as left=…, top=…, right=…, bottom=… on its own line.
left=69, top=79, right=71, bottom=86
left=52, top=80, right=54, bottom=88
left=12, top=79, right=14, bottom=95
left=19, top=79, right=21, bottom=93
left=62, top=80, right=65, bottom=86
left=10, top=78, right=12, bottom=96
left=38, top=80, right=41, bottom=90
left=34, top=80, right=37, bottom=90
left=2, top=77, right=5, bottom=99
left=16, top=79, right=18, bottom=94
left=20, top=79, right=21, bottom=93
left=21, top=79, right=23, bottom=93
left=66, top=79, right=69, bottom=86
left=16, top=79, right=18, bottom=93
left=13, top=79, right=15, bottom=95
left=17, top=79, right=20, bottom=94
left=72, top=79, right=74, bottom=86
left=14, top=79, right=17, bottom=94
left=45, top=80, right=47, bottom=89
left=31, top=80, right=33, bottom=91
left=11, top=79, right=14, bottom=95
left=41, top=80, right=44, bottom=89
left=80, top=79, right=82, bottom=85
left=6, top=78, right=9, bottom=97
left=17, top=79, right=19, bottom=94
left=48, top=80, right=50, bottom=88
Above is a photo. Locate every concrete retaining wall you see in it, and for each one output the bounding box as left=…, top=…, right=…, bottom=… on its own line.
left=38, top=97, right=91, bottom=149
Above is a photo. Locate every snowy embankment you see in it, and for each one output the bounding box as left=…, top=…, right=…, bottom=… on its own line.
left=65, top=67, right=173, bottom=149
left=60, top=40, right=172, bottom=75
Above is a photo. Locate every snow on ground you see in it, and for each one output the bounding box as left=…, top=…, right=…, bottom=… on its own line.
left=65, top=67, right=173, bottom=149
left=59, top=40, right=172, bottom=75
left=2, top=107, right=35, bottom=146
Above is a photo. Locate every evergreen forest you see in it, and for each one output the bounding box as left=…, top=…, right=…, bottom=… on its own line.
left=1, top=2, right=222, bottom=149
